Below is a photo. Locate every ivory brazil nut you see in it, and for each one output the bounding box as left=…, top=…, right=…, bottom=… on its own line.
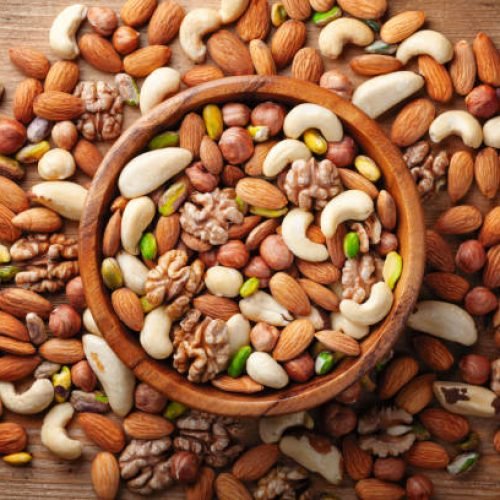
left=30, top=181, right=87, bottom=221
left=283, top=104, right=343, bottom=142
left=246, top=352, right=289, bottom=389
left=259, top=411, right=314, bottom=443
left=116, top=251, right=149, bottom=296
left=227, top=313, right=251, bottom=356
left=239, top=291, right=293, bottom=326
left=121, top=196, right=156, bottom=255
left=262, top=139, right=311, bottom=177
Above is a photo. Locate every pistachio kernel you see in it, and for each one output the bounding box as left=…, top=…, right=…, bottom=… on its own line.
left=140, top=232, right=158, bottom=261
left=148, top=131, right=180, bottom=150
left=303, top=129, right=328, bottom=154
left=0, top=266, right=20, bottom=282
left=354, top=155, right=381, bottom=182
left=101, top=257, right=124, bottom=290
left=240, top=277, right=260, bottom=298
left=447, top=452, right=479, bottom=476
left=312, top=6, right=342, bottom=27
left=140, top=296, right=156, bottom=313
left=158, top=180, right=189, bottom=216
left=0, top=245, right=10, bottom=264
left=52, top=366, right=72, bottom=404
left=383, top=251, right=403, bottom=289
left=365, top=40, right=398, bottom=55
left=315, top=351, right=335, bottom=375
left=15, top=141, right=50, bottom=164
left=271, top=2, right=288, bottom=27
left=164, top=401, right=188, bottom=420
left=228, top=345, right=252, bottom=378
left=202, top=104, right=223, bottom=141
left=250, top=206, right=288, bottom=218
left=0, top=154, right=25, bottom=179
left=343, top=232, right=360, bottom=259
left=363, top=19, right=381, bottom=32
left=3, top=452, right=32, bottom=466
left=247, top=125, right=270, bottom=143
left=115, top=73, right=140, bottom=106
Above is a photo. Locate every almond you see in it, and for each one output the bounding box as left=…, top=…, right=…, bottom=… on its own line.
left=425, top=229, right=455, bottom=272
left=327, top=224, right=347, bottom=269
left=413, top=335, right=454, bottom=371
left=350, top=54, right=402, bottom=76
left=156, top=214, right=180, bottom=255
left=207, top=30, right=254, bottom=76
left=296, top=259, right=341, bottom=284
left=186, top=467, right=215, bottom=500
left=269, top=273, right=311, bottom=315
left=271, top=20, right=307, bottom=69
left=390, top=98, right=436, bottom=147
left=179, top=112, right=206, bottom=158
left=123, top=46, right=172, bottom=78
left=211, top=375, right=264, bottom=393
left=148, top=0, right=185, bottom=45
left=232, top=444, right=279, bottom=481
left=228, top=215, right=262, bottom=240
left=33, top=91, right=85, bottom=121
left=0, top=312, right=29, bottom=342
left=448, top=150, right=474, bottom=203
left=78, top=413, right=126, bottom=453
left=292, top=47, right=323, bottom=83
left=424, top=272, right=470, bottom=302
left=298, top=278, right=339, bottom=311
left=236, top=178, right=287, bottom=210
left=337, top=168, right=379, bottom=199
left=376, top=190, right=396, bottom=231
left=91, top=452, right=120, bottom=500
left=0, top=176, right=29, bottom=213
left=73, top=139, right=103, bottom=178
left=0, top=203, right=21, bottom=243
left=0, top=288, right=52, bottom=319
left=355, top=479, right=405, bottom=500
left=249, top=39, right=277, bottom=76
left=306, top=225, right=326, bottom=244
left=450, top=40, right=477, bottom=95
left=236, top=0, right=270, bottom=42
left=39, top=338, right=84, bottom=364
left=337, top=0, right=387, bottom=19
left=123, top=411, right=174, bottom=440
left=419, top=408, right=470, bottom=443
left=0, top=336, right=34, bottom=356
left=282, top=0, right=311, bottom=20
left=474, top=147, right=499, bottom=200
left=479, top=206, right=500, bottom=247
left=12, top=207, right=62, bottom=233
left=182, top=65, right=224, bottom=87
left=380, top=10, right=426, bottom=44
left=314, top=330, right=360, bottom=357
left=435, top=205, right=483, bottom=234
left=200, top=136, right=223, bottom=175
left=102, top=211, right=122, bottom=258
left=215, top=473, right=252, bottom=500
left=343, top=436, right=373, bottom=481
left=395, top=373, right=436, bottom=415
left=79, top=33, right=122, bottom=74
left=8, top=47, right=50, bottom=80
left=483, top=245, right=500, bottom=289
left=245, top=140, right=277, bottom=176
left=418, top=55, right=453, bottom=103
left=193, top=294, right=239, bottom=320
left=473, top=32, right=500, bottom=87
left=378, top=356, right=419, bottom=400
left=0, top=355, right=40, bottom=381
left=44, top=61, right=80, bottom=93
left=13, top=78, right=43, bottom=124
left=272, top=319, right=315, bottom=362
left=406, top=441, right=450, bottom=469
left=111, top=288, right=144, bottom=332
left=121, top=0, right=157, bottom=27
left=0, top=422, right=27, bottom=454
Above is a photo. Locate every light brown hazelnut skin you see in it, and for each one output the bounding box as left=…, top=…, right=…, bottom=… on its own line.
left=112, top=26, right=140, bottom=55
left=66, top=276, right=87, bottom=311
left=406, top=474, right=434, bottom=500
left=374, top=457, right=406, bottom=482
left=222, top=103, right=251, bottom=127
left=465, top=287, right=498, bottom=316
left=0, top=117, right=26, bottom=155
left=218, top=240, right=250, bottom=269
left=493, top=429, right=500, bottom=453
left=244, top=256, right=272, bottom=279
left=134, top=383, right=168, bottom=414
left=459, top=353, right=491, bottom=385
left=455, top=240, right=486, bottom=273
left=168, top=451, right=200, bottom=484
left=219, top=127, right=254, bottom=165
left=87, top=6, right=118, bottom=37
left=199, top=249, right=219, bottom=268
left=222, top=164, right=245, bottom=187
left=185, top=162, right=219, bottom=192
left=325, top=136, right=357, bottom=167
left=284, top=352, right=314, bottom=382
left=250, top=322, right=280, bottom=352
left=377, top=231, right=399, bottom=256
left=49, top=304, right=81, bottom=338
left=71, top=360, right=97, bottom=392
left=465, top=84, right=499, bottom=118
left=51, top=121, right=78, bottom=151
left=320, top=403, right=357, bottom=438
left=250, top=102, right=286, bottom=136
left=320, top=70, right=354, bottom=100
left=260, top=234, right=294, bottom=271
left=335, top=381, right=362, bottom=405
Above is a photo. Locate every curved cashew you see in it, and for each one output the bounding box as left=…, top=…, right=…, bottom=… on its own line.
left=119, top=148, right=193, bottom=198
left=246, top=352, right=289, bottom=389
left=205, top=266, right=244, bottom=298
left=49, top=4, right=87, bottom=59
left=140, top=67, right=181, bottom=115
left=0, top=380, right=54, bottom=415
left=298, top=306, right=325, bottom=331
left=259, top=411, right=314, bottom=444
left=41, top=403, right=82, bottom=460
left=319, top=18, right=374, bottom=59
left=262, top=139, right=311, bottom=177
left=408, top=300, right=477, bottom=346
left=331, top=312, right=370, bottom=340
left=340, top=282, right=394, bottom=326
left=352, top=71, right=424, bottom=119
left=483, top=116, right=500, bottom=148
left=240, top=291, right=293, bottom=326
left=429, top=111, right=483, bottom=149
left=320, top=189, right=374, bottom=238
left=179, top=8, right=222, bottom=63
left=140, top=307, right=173, bottom=360
left=282, top=209, right=328, bottom=262
left=116, top=251, right=149, bottom=296
left=83, top=308, right=102, bottom=337
left=396, top=30, right=454, bottom=64
left=227, top=313, right=251, bottom=356
left=121, top=196, right=156, bottom=255
left=219, top=0, right=249, bottom=23
left=283, top=104, right=343, bottom=142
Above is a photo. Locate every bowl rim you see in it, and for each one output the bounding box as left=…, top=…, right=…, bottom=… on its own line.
left=79, top=75, right=425, bottom=417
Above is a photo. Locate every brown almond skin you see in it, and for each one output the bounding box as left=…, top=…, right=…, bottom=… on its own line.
left=424, top=272, right=470, bottom=302
left=232, top=444, right=279, bottom=481
left=337, top=0, right=387, bottom=19
left=406, top=441, right=450, bottom=469
left=418, top=55, right=453, bottom=103
left=0, top=422, right=28, bottom=454
left=425, top=229, right=455, bottom=272
left=186, top=467, right=215, bottom=500
left=8, top=47, right=50, bottom=80
left=148, top=0, right=185, bottom=45
left=182, top=65, right=224, bottom=87
left=350, top=54, right=403, bottom=76
left=391, top=98, right=436, bottom=147
left=79, top=34, right=122, bottom=74
left=473, top=32, right=500, bottom=87
left=413, top=335, right=454, bottom=372
left=91, top=452, right=120, bottom=500
left=448, top=150, right=474, bottom=203
left=0, top=355, right=41, bottom=381
left=111, top=288, right=144, bottom=332
left=0, top=288, right=52, bottom=319
left=156, top=214, right=180, bottom=255
left=123, top=46, right=172, bottom=78
left=343, top=436, right=373, bottom=480
left=420, top=408, right=470, bottom=442
left=33, top=91, right=85, bottom=121
left=338, top=168, right=379, bottom=199
left=435, top=205, right=483, bottom=234
left=380, top=10, right=425, bottom=44
left=12, top=207, right=62, bottom=233
left=282, top=0, right=311, bottom=20
left=103, top=211, right=122, bottom=257
left=292, top=47, right=324, bottom=83
left=450, top=40, right=477, bottom=95
left=123, top=411, right=175, bottom=439
left=78, top=413, right=126, bottom=453
left=479, top=207, right=500, bottom=247
left=44, top=61, right=80, bottom=93
left=355, top=478, right=405, bottom=500
left=73, top=139, right=103, bottom=178
left=13, top=78, right=44, bottom=124
left=215, top=473, right=252, bottom=500
left=0, top=176, right=29, bottom=213
left=236, top=0, right=271, bottom=42
left=395, top=373, right=436, bottom=415
left=121, top=0, right=157, bottom=27
left=249, top=39, right=277, bottom=76
left=0, top=312, right=29, bottom=342
left=271, top=20, right=307, bottom=69
left=39, top=339, right=84, bottom=364
left=475, top=147, right=499, bottom=200
left=378, top=356, right=419, bottom=400
left=207, top=31, right=254, bottom=76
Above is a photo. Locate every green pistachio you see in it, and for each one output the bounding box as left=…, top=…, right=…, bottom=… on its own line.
left=165, top=401, right=188, bottom=420
left=115, top=73, right=140, bottom=106
left=158, top=180, right=189, bottom=216
left=271, top=3, right=288, bottom=27
left=247, top=125, right=270, bottom=143
left=447, top=452, right=479, bottom=476
left=412, top=423, right=431, bottom=441
left=228, top=346, right=252, bottom=378
left=312, top=6, right=342, bottom=27
left=148, top=131, right=180, bottom=150
left=101, top=257, right=124, bottom=290
left=457, top=432, right=480, bottom=451
left=95, top=392, right=109, bottom=404
left=52, top=366, right=71, bottom=403
left=383, top=251, right=403, bottom=289
left=235, top=195, right=248, bottom=213
left=0, top=266, right=20, bottom=283
left=343, top=232, right=360, bottom=259
left=140, top=232, right=158, bottom=261
left=15, top=141, right=50, bottom=164
left=354, top=155, right=381, bottom=182
left=365, top=40, right=398, bottom=55
left=140, top=296, right=156, bottom=314
left=240, top=277, right=260, bottom=298
left=250, top=206, right=288, bottom=218
left=0, top=245, right=10, bottom=264
left=315, top=351, right=335, bottom=375
left=0, top=154, right=25, bottom=180
left=203, top=104, right=223, bottom=141
left=363, top=19, right=381, bottom=32
left=303, top=129, right=328, bottom=154
left=3, top=452, right=33, bottom=466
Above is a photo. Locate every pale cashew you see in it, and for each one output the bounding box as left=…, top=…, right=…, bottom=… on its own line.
left=83, top=308, right=102, bottom=337
left=179, top=8, right=222, bottom=63
left=49, top=4, right=87, bottom=59
left=298, top=306, right=325, bottom=331
left=219, top=0, right=249, bottom=23
left=83, top=334, right=135, bottom=417
left=319, top=18, right=374, bottom=59
left=0, top=380, right=54, bottom=415
left=116, top=251, right=149, bottom=296
left=121, top=196, right=156, bottom=255
left=140, top=307, right=173, bottom=360
left=484, top=116, right=500, bottom=148
left=227, top=314, right=251, bottom=356
left=283, top=104, right=343, bottom=143
left=320, top=189, right=374, bottom=238
left=240, top=291, right=293, bottom=326
left=30, top=181, right=87, bottom=221
left=330, top=312, right=370, bottom=340
left=41, top=403, right=82, bottom=460
left=282, top=209, right=328, bottom=262
left=280, top=435, right=343, bottom=485
left=119, top=148, right=193, bottom=199
left=408, top=300, right=477, bottom=346
left=205, top=266, right=244, bottom=298
left=259, top=411, right=314, bottom=444
left=429, top=111, right=483, bottom=149
left=38, top=148, right=76, bottom=180
left=246, top=352, right=289, bottom=389
left=262, top=139, right=311, bottom=177
left=396, top=30, right=454, bottom=64
left=340, top=281, right=394, bottom=326
left=352, top=71, right=424, bottom=119
left=140, top=68, right=181, bottom=115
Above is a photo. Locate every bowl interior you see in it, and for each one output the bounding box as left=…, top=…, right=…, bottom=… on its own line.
left=79, top=76, right=425, bottom=417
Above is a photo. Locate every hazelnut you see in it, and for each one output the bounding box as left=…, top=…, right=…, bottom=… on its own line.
left=284, top=352, right=315, bottom=382
left=71, top=360, right=97, bottom=392
left=185, top=162, right=219, bottom=192
left=222, top=103, right=251, bottom=127
left=378, top=231, right=399, bottom=256
left=493, top=429, right=500, bottom=453
left=134, top=383, right=168, bottom=414
left=250, top=322, right=280, bottom=352
left=0, top=117, right=27, bottom=154
left=465, top=84, right=499, bottom=118
left=217, top=240, right=250, bottom=269
left=459, top=353, right=491, bottom=385
left=321, top=403, right=357, bottom=438
left=456, top=240, right=486, bottom=273
left=112, top=26, right=140, bottom=55
left=320, top=70, right=354, bottom=100
left=87, top=6, right=118, bottom=37
left=66, top=276, right=87, bottom=311
left=219, top=127, right=254, bottom=165
left=465, top=287, right=498, bottom=316
left=260, top=234, right=294, bottom=270
left=49, top=304, right=81, bottom=338
left=168, top=451, right=200, bottom=484
left=406, top=474, right=434, bottom=500
left=325, top=136, right=357, bottom=167
left=250, top=102, right=286, bottom=136
left=244, top=256, right=272, bottom=279
left=51, top=121, right=78, bottom=151
left=335, top=382, right=362, bottom=405
left=374, top=457, right=406, bottom=482
left=199, top=249, right=219, bottom=268
left=222, top=164, right=245, bottom=187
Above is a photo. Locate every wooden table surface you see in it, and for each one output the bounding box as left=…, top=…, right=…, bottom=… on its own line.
left=0, top=0, right=499, bottom=498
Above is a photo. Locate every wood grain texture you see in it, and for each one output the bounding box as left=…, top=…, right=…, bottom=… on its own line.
left=0, top=0, right=499, bottom=498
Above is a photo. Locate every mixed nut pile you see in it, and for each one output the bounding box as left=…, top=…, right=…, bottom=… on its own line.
left=0, top=0, right=497, bottom=499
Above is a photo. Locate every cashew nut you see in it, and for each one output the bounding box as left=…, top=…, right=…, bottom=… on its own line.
left=246, top=352, right=289, bottom=389
left=298, top=306, right=325, bottom=331
left=283, top=104, right=343, bottom=143
left=83, top=334, right=135, bottom=417
left=41, top=403, right=82, bottom=460
left=331, top=312, right=370, bottom=340
left=116, top=251, right=149, bottom=296
left=219, top=0, right=249, bottom=23
left=262, top=139, right=312, bottom=177
left=429, top=111, right=483, bottom=149
left=319, top=18, right=375, bottom=59
left=38, top=148, right=76, bottom=180
left=396, top=30, right=454, bottom=64
left=140, top=68, right=181, bottom=115
left=408, top=300, right=478, bottom=346
left=0, top=380, right=54, bottom=415
left=179, top=8, right=222, bottom=63
left=83, top=308, right=102, bottom=337
left=259, top=411, right=314, bottom=443
left=30, top=181, right=88, bottom=221
left=352, top=71, right=425, bottom=119
left=121, top=196, right=156, bottom=255
left=320, top=189, right=374, bottom=238
left=484, top=116, right=500, bottom=148
left=340, top=282, right=393, bottom=326
left=240, top=291, right=293, bottom=326
left=140, top=307, right=173, bottom=360
left=281, top=209, right=328, bottom=262
left=227, top=313, right=251, bottom=356
left=205, top=266, right=244, bottom=298
left=49, top=4, right=87, bottom=59
left=118, top=148, right=193, bottom=199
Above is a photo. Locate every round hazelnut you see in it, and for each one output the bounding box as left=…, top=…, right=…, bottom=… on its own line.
left=134, top=383, right=168, bottom=414
left=260, top=234, right=294, bottom=270
left=321, top=403, right=357, bottom=438
left=455, top=240, right=486, bottom=273
left=112, top=26, right=140, bottom=55
left=250, top=102, right=286, bottom=136
left=222, top=103, right=251, bottom=127
left=0, top=117, right=27, bottom=155
left=320, top=70, right=354, bottom=100
left=219, top=127, right=254, bottom=165
left=459, top=353, right=491, bottom=385
left=71, top=360, right=97, bottom=392
left=465, top=84, right=499, bottom=118
left=87, top=6, right=118, bottom=37
left=378, top=231, right=399, bottom=256
left=374, top=457, right=406, bottom=482
left=325, top=136, right=357, bottom=167
left=199, top=249, right=219, bottom=268
left=49, top=304, right=81, bottom=338
left=185, top=162, right=219, bottom=192
left=284, top=352, right=314, bottom=382
left=335, top=382, right=362, bottom=405
left=168, top=451, right=200, bottom=484
left=465, top=287, right=498, bottom=316
left=217, top=240, right=250, bottom=269
left=244, top=256, right=272, bottom=279
left=222, top=164, right=245, bottom=187
left=250, top=322, right=279, bottom=352
left=406, top=474, right=434, bottom=500
left=51, top=121, right=78, bottom=151
left=66, top=276, right=87, bottom=311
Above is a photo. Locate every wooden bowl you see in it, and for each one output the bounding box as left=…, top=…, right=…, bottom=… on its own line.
left=79, top=76, right=425, bottom=417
